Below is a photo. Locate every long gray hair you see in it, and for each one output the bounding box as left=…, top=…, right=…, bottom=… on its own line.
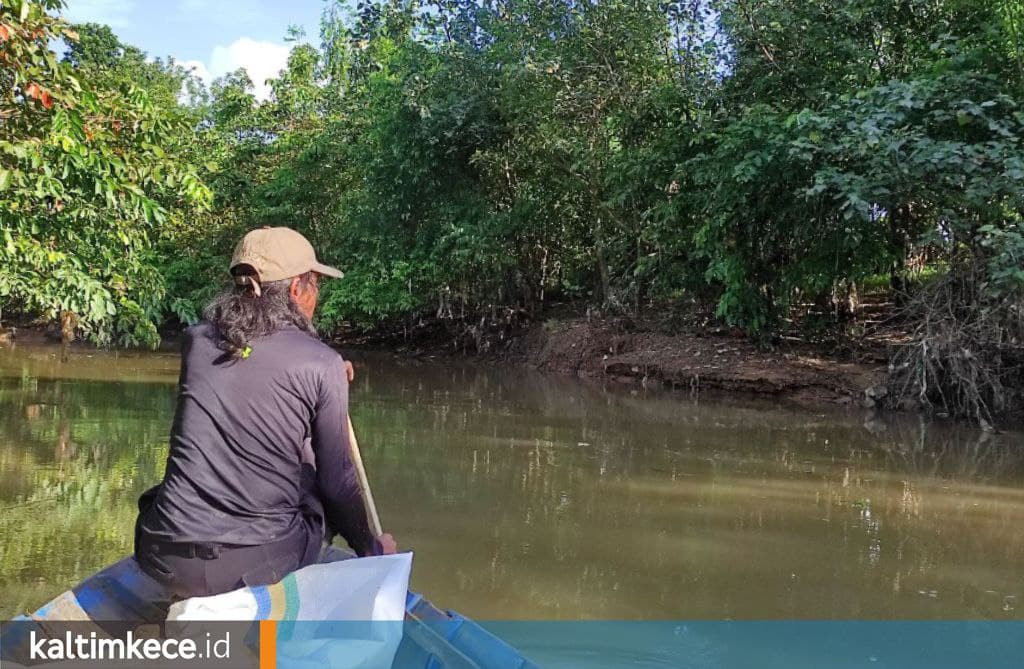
left=203, top=266, right=317, bottom=358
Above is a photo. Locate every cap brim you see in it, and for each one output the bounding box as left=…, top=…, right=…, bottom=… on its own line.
left=312, top=262, right=344, bottom=279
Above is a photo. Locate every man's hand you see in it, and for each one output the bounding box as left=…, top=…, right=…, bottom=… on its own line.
left=344, top=360, right=355, bottom=383
left=375, top=533, right=398, bottom=555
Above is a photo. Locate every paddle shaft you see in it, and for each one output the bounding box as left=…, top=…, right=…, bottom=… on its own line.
left=346, top=415, right=384, bottom=537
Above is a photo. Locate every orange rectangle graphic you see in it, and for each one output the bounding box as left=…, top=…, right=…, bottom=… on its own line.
left=259, top=620, right=277, bottom=669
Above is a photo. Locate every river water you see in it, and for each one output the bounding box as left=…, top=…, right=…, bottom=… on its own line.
left=2, top=343, right=1024, bottom=621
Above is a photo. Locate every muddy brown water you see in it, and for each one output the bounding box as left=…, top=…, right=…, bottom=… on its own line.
left=2, top=343, right=1024, bottom=621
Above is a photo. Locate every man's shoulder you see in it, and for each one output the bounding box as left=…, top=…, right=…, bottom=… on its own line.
left=274, top=328, right=343, bottom=363
left=180, top=322, right=342, bottom=371
left=275, top=331, right=344, bottom=389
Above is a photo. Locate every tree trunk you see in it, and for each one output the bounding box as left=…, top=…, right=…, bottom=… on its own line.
left=60, top=311, right=77, bottom=363
left=594, top=216, right=612, bottom=305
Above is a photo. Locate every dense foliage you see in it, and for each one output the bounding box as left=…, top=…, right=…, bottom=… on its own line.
left=0, top=1, right=209, bottom=346
left=1, top=0, right=1022, bottom=420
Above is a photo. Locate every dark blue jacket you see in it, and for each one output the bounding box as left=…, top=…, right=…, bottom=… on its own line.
left=136, top=321, right=375, bottom=556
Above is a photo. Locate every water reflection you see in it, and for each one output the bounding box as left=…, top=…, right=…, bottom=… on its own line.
left=1, top=345, right=1023, bottom=620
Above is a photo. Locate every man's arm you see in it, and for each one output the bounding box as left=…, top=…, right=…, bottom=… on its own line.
left=310, top=356, right=377, bottom=556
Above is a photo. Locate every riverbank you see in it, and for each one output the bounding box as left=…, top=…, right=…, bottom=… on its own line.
left=0, top=315, right=906, bottom=411
left=336, top=314, right=893, bottom=411
left=506, top=319, right=888, bottom=408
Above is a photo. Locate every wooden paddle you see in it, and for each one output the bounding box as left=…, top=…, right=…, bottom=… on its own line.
left=346, top=415, right=384, bottom=537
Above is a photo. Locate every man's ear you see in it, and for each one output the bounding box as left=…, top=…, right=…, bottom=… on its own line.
left=289, top=276, right=302, bottom=300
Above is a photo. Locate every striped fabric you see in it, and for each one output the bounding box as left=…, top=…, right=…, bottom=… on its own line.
left=251, top=573, right=301, bottom=620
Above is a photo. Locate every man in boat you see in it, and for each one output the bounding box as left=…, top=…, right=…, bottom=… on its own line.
left=134, top=226, right=397, bottom=599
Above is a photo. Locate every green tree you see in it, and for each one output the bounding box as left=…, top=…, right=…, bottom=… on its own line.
left=0, top=0, right=210, bottom=346
left=15, top=0, right=1017, bottom=419
left=63, top=22, right=199, bottom=109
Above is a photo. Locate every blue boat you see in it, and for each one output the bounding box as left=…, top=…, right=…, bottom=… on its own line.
left=6, top=554, right=539, bottom=669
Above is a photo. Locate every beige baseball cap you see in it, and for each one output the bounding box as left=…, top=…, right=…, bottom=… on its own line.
left=230, top=226, right=343, bottom=283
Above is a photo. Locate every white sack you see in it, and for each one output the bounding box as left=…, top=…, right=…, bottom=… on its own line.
left=168, top=552, right=413, bottom=669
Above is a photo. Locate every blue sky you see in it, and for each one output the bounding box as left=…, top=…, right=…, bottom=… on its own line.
left=61, top=0, right=329, bottom=98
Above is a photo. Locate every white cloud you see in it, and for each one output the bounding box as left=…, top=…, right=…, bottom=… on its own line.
left=204, top=37, right=290, bottom=101
left=63, top=0, right=134, bottom=28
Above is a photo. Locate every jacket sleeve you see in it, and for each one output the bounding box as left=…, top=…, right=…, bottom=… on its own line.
left=310, top=355, right=378, bottom=556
